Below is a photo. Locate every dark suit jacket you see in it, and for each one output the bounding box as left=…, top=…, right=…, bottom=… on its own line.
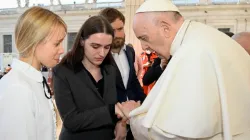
left=53, top=63, right=117, bottom=140
left=113, top=45, right=146, bottom=103
left=142, top=57, right=163, bottom=86
left=143, top=56, right=172, bottom=86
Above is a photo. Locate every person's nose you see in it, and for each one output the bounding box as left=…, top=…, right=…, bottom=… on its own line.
left=140, top=42, right=149, bottom=51
left=58, top=43, right=64, bottom=55
left=99, top=47, right=105, bottom=57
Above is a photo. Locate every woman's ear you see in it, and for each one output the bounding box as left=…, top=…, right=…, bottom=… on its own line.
left=80, top=39, right=85, bottom=46
left=160, top=21, right=171, bottom=39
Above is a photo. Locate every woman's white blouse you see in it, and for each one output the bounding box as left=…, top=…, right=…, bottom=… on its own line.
left=0, top=59, right=56, bottom=140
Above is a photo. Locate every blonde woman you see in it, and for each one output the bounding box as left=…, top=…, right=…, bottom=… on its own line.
left=0, top=7, right=67, bottom=140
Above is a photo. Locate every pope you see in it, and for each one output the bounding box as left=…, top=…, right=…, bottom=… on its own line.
left=117, top=0, right=250, bottom=139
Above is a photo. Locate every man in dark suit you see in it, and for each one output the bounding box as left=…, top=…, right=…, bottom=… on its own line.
left=100, top=8, right=146, bottom=140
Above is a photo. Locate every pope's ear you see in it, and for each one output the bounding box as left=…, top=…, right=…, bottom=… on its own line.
left=160, top=21, right=171, bottom=39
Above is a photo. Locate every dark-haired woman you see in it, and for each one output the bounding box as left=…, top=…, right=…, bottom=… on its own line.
left=53, top=16, right=124, bottom=140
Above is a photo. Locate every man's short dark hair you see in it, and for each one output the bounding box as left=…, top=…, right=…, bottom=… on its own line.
left=99, top=8, right=125, bottom=24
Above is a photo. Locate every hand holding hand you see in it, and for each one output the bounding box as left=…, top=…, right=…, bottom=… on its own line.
left=115, top=104, right=125, bottom=119
left=117, top=100, right=141, bottom=118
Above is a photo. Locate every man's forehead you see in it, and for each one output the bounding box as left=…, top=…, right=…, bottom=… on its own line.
left=133, top=21, right=146, bottom=32
left=111, top=18, right=124, bottom=29
left=134, top=12, right=149, bottom=19
left=134, top=12, right=160, bottom=25
left=133, top=24, right=149, bottom=39
left=134, top=15, right=154, bottom=29
left=133, top=14, right=148, bottom=28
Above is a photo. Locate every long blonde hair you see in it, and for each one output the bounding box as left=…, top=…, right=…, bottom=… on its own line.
left=15, top=6, right=67, bottom=57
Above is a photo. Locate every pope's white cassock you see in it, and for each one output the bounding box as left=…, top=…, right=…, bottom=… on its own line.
left=129, top=0, right=250, bottom=140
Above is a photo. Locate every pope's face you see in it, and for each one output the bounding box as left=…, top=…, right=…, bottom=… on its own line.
left=133, top=13, right=172, bottom=59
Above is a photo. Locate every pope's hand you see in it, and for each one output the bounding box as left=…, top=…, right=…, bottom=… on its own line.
left=117, top=100, right=141, bottom=118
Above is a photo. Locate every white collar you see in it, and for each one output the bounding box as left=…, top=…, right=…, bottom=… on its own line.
left=111, top=44, right=127, bottom=55
left=122, top=45, right=127, bottom=51
left=11, top=58, right=43, bottom=83
left=170, top=20, right=191, bottom=55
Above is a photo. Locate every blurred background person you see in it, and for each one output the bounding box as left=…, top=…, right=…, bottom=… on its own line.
left=232, top=32, right=250, bottom=55
left=5, top=64, right=11, bottom=73
left=140, top=50, right=158, bottom=94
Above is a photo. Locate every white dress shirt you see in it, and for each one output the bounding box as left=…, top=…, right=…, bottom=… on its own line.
left=112, top=45, right=130, bottom=89
left=0, top=59, right=56, bottom=140
left=129, top=20, right=250, bottom=139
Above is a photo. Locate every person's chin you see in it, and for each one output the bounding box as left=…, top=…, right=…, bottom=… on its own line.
left=93, top=61, right=102, bottom=66
left=47, top=61, right=58, bottom=68
left=54, top=59, right=60, bottom=63
left=112, top=44, right=123, bottom=49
